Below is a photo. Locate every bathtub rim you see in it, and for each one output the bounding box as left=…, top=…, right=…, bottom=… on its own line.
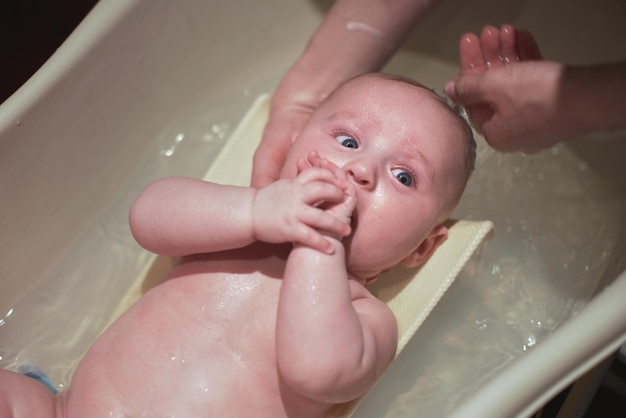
left=448, top=268, right=626, bottom=418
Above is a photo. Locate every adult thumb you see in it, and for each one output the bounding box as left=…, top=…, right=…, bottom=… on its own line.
left=444, top=75, right=487, bottom=106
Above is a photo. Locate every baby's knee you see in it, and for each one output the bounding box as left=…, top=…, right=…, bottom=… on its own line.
left=0, top=368, right=61, bottom=417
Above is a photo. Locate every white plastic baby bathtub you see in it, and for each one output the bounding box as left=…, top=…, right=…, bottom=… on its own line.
left=1, top=0, right=625, bottom=416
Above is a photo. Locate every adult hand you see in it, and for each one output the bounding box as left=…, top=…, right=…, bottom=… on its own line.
left=251, top=92, right=318, bottom=189
left=445, top=25, right=571, bottom=153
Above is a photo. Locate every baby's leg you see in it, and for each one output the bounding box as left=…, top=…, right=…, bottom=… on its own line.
left=0, top=368, right=62, bottom=417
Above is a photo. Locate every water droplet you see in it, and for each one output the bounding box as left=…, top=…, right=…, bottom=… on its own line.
left=162, top=146, right=175, bottom=157
left=474, top=318, right=488, bottom=330
left=211, top=123, right=229, bottom=139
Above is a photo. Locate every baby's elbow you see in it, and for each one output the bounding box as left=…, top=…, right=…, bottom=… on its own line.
left=278, top=353, right=378, bottom=404
left=128, top=198, right=154, bottom=250
left=128, top=180, right=166, bottom=251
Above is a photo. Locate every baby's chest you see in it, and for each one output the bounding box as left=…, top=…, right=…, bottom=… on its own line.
left=146, top=270, right=280, bottom=344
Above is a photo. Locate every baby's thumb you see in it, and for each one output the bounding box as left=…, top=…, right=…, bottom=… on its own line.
left=444, top=75, right=487, bottom=106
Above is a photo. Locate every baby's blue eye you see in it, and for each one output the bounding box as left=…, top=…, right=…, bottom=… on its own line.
left=336, top=134, right=358, bottom=149
left=391, top=168, right=413, bottom=187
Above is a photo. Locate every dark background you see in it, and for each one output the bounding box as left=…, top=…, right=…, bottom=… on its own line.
left=0, top=0, right=100, bottom=103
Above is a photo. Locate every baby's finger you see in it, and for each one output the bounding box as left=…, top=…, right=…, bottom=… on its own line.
left=305, top=150, right=323, bottom=167
left=302, top=182, right=346, bottom=206
left=341, top=181, right=358, bottom=212
left=296, top=156, right=312, bottom=175
left=316, top=156, right=349, bottom=183
left=297, top=167, right=340, bottom=187
left=293, top=224, right=335, bottom=254
left=300, top=207, right=351, bottom=237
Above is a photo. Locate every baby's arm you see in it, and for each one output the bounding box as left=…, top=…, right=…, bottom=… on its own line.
left=130, top=177, right=256, bottom=255
left=130, top=171, right=351, bottom=256
left=276, top=157, right=398, bottom=404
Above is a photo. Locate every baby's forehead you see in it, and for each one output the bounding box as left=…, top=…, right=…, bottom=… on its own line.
left=336, top=73, right=447, bottom=110
left=349, top=73, right=432, bottom=92
left=332, top=74, right=453, bottom=122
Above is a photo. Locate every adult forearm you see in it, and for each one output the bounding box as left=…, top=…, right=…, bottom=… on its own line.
left=560, top=61, right=626, bottom=137
left=276, top=0, right=441, bottom=106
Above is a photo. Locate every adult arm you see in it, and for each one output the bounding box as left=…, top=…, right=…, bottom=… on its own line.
left=251, top=0, right=443, bottom=187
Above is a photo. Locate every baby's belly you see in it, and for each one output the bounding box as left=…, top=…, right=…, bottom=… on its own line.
left=64, top=271, right=288, bottom=417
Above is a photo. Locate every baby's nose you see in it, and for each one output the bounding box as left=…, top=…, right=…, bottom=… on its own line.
left=344, top=160, right=376, bottom=189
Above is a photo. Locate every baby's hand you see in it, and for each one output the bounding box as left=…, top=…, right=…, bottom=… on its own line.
left=300, top=152, right=356, bottom=227
left=252, top=155, right=353, bottom=254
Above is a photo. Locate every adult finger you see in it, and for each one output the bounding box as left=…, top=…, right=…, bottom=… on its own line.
left=480, top=25, right=504, bottom=68
left=459, top=32, right=485, bottom=74
left=252, top=134, right=291, bottom=188
left=445, top=73, right=495, bottom=134
left=517, top=30, right=543, bottom=60
left=499, top=24, right=519, bottom=63
left=444, top=73, right=487, bottom=105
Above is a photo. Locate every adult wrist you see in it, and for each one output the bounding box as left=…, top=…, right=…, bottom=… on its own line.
left=559, top=62, right=626, bottom=138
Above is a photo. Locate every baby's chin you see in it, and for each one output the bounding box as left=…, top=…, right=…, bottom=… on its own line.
left=346, top=270, right=377, bottom=287
left=345, top=257, right=385, bottom=286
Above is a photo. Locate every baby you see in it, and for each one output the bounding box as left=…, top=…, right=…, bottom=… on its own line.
left=0, top=72, right=475, bottom=417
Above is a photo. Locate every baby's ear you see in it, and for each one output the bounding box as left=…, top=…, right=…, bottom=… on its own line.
left=401, top=224, right=449, bottom=268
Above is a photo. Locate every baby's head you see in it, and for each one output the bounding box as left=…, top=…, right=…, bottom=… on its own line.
left=281, top=72, right=475, bottom=281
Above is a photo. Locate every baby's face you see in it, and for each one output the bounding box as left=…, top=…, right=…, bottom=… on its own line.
left=281, top=74, right=468, bottom=279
